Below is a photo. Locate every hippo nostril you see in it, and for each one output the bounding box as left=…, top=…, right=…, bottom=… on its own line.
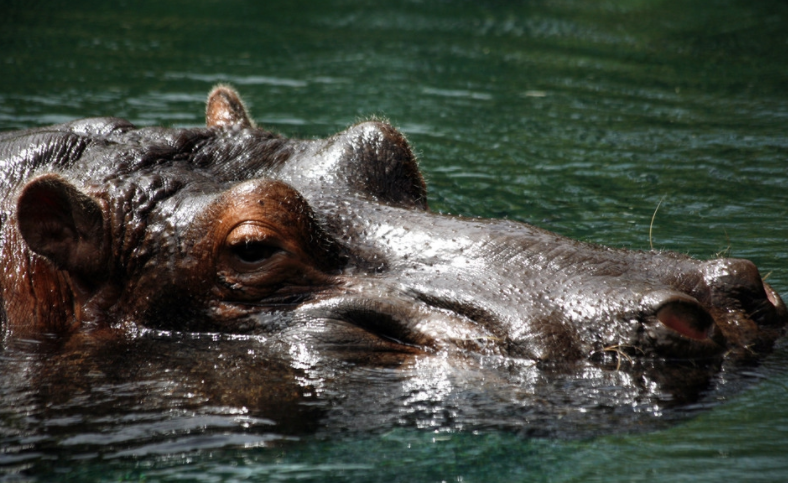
left=642, top=290, right=716, bottom=341
left=639, top=290, right=728, bottom=356
left=656, top=300, right=714, bottom=341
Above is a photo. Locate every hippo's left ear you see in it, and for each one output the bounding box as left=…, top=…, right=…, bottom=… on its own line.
left=205, top=84, right=255, bottom=128
left=17, top=174, right=107, bottom=279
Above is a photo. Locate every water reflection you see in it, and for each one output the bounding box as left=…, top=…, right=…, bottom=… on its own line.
left=0, top=322, right=747, bottom=470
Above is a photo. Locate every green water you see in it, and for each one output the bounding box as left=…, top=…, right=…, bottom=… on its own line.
left=2, top=0, right=788, bottom=481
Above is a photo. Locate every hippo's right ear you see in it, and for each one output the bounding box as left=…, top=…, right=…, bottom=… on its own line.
left=205, top=85, right=255, bottom=128
left=17, top=174, right=107, bottom=279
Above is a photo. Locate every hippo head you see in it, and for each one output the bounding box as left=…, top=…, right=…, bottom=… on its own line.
left=5, top=86, right=787, bottom=366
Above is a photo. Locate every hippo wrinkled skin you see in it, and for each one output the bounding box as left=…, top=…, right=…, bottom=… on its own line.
left=1, top=86, right=786, bottom=379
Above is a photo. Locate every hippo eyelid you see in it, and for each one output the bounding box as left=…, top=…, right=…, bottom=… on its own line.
left=224, top=221, right=281, bottom=248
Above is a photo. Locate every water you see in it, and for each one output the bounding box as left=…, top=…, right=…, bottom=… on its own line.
left=2, top=0, right=788, bottom=481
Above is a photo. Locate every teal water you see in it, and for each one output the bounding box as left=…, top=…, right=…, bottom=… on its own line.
left=2, top=1, right=788, bottom=481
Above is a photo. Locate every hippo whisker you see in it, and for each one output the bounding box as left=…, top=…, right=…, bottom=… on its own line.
left=648, top=194, right=667, bottom=251
left=597, top=345, right=637, bottom=371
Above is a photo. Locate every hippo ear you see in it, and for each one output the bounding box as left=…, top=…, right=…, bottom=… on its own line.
left=205, top=85, right=255, bottom=128
left=17, top=174, right=107, bottom=278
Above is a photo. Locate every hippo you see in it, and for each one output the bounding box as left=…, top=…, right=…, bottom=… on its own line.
left=2, top=86, right=788, bottom=448
left=1, top=85, right=786, bottom=369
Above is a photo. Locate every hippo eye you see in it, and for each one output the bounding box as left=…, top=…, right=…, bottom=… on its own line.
left=230, top=241, right=282, bottom=265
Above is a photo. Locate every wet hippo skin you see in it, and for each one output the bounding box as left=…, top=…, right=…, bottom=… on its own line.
left=0, top=86, right=786, bottom=435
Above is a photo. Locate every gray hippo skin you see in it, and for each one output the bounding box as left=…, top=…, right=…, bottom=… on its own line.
left=0, top=87, right=786, bottom=436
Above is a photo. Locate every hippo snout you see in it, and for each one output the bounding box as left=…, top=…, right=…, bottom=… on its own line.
left=633, top=257, right=788, bottom=359
left=697, top=258, right=788, bottom=354
left=702, top=258, right=786, bottom=324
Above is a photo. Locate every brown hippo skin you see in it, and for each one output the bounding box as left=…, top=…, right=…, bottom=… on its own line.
left=0, top=86, right=786, bottom=382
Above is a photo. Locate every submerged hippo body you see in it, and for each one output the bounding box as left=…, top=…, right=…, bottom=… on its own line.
left=1, top=86, right=786, bottom=363
left=1, top=87, right=787, bottom=439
